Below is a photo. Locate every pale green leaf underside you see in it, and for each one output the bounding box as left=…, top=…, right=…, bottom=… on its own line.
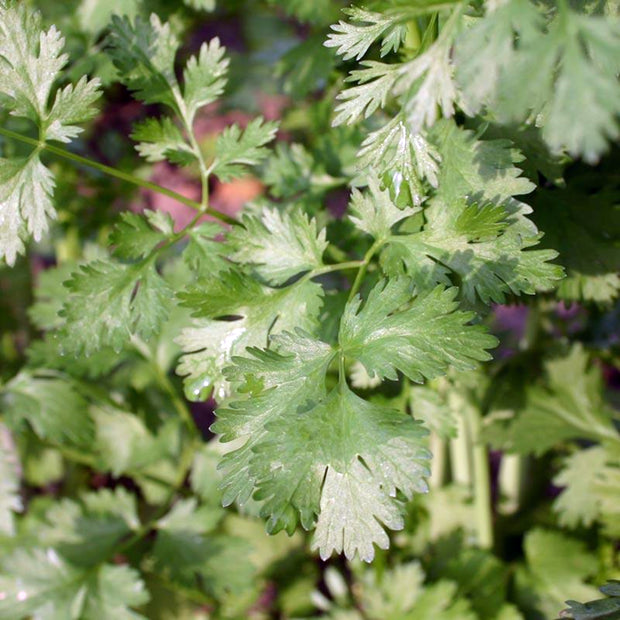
left=228, top=207, right=328, bottom=285
left=0, top=3, right=100, bottom=265
left=0, top=549, right=149, bottom=620
left=214, top=331, right=430, bottom=562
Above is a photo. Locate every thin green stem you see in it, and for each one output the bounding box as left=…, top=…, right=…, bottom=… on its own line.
left=347, top=240, right=384, bottom=303
left=464, top=404, right=494, bottom=550
left=300, top=260, right=364, bottom=284
left=0, top=126, right=237, bottom=226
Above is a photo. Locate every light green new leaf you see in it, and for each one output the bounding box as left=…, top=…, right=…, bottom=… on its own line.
left=58, top=259, right=172, bottom=355
left=348, top=174, right=419, bottom=242
left=176, top=273, right=323, bottom=400
left=340, top=279, right=497, bottom=382
left=1, top=372, right=93, bottom=446
left=554, top=447, right=620, bottom=537
left=0, top=549, right=149, bottom=620
left=131, top=118, right=196, bottom=165
left=0, top=424, right=22, bottom=536
left=183, top=38, right=228, bottom=122
left=211, top=118, right=279, bottom=182
left=0, top=3, right=100, bottom=265
left=214, top=331, right=430, bottom=562
left=325, top=7, right=409, bottom=61
left=228, top=207, right=327, bottom=285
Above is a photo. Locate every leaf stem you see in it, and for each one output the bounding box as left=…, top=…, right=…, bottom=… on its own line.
left=464, top=403, right=494, bottom=549
left=347, top=240, right=384, bottom=303
left=0, top=126, right=237, bottom=226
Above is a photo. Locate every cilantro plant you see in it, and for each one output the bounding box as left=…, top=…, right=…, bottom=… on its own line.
left=0, top=0, right=619, bottom=618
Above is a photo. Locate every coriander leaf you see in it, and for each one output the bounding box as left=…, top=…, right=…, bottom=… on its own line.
left=381, top=198, right=562, bottom=304
left=1, top=372, right=93, bottom=446
left=554, top=446, right=620, bottom=536
left=0, top=156, right=55, bottom=266
left=38, top=488, right=139, bottom=567
left=0, top=549, right=149, bottom=620
left=339, top=280, right=497, bottom=382
left=215, top=331, right=430, bottom=562
left=176, top=274, right=323, bottom=400
left=210, top=118, right=279, bottom=182
left=495, top=7, right=620, bottom=162
left=531, top=176, right=620, bottom=305
left=182, top=38, right=228, bottom=122
left=561, top=581, right=620, bottom=620
left=520, top=529, right=599, bottom=619
left=107, top=14, right=179, bottom=111
left=454, top=0, right=542, bottom=117
left=109, top=210, right=174, bottom=260
left=428, top=119, right=535, bottom=204
left=0, top=424, right=22, bottom=537
left=92, top=405, right=179, bottom=477
left=325, top=7, right=410, bottom=61
left=107, top=16, right=228, bottom=126
left=58, top=258, right=172, bottom=355
left=182, top=221, right=228, bottom=273
left=228, top=207, right=327, bottom=285
left=349, top=174, right=420, bottom=242
left=130, top=118, right=196, bottom=165
left=491, top=345, right=620, bottom=455
left=0, top=3, right=99, bottom=265
left=356, top=118, right=441, bottom=205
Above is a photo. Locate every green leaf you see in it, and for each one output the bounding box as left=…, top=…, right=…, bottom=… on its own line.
left=0, top=549, right=149, bottom=620
left=211, top=118, right=279, bottom=182
left=531, top=174, right=620, bottom=305
left=0, top=156, right=55, bottom=267
left=228, top=208, right=327, bottom=285
left=92, top=405, right=179, bottom=477
left=356, top=118, right=441, bottom=205
left=348, top=174, right=419, bottom=242
left=182, top=38, right=229, bottom=123
left=107, top=14, right=180, bottom=110
left=488, top=345, right=620, bottom=455
left=519, top=529, right=599, bottom=619
left=0, top=424, right=22, bottom=537
left=561, top=581, right=620, bottom=620
left=182, top=221, right=228, bottom=273
left=58, top=259, right=172, bottom=355
left=176, top=275, right=323, bottom=400
left=0, top=3, right=100, bottom=265
left=130, top=118, right=196, bottom=165
left=428, top=119, right=535, bottom=205
left=409, top=381, right=457, bottom=439
left=1, top=372, right=93, bottom=446
left=554, top=447, right=620, bottom=537
left=325, top=7, right=410, bottom=61
left=38, top=488, right=139, bottom=566
left=107, top=16, right=228, bottom=125
left=339, top=279, right=497, bottom=383
left=109, top=210, right=174, bottom=260
left=214, top=331, right=430, bottom=562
